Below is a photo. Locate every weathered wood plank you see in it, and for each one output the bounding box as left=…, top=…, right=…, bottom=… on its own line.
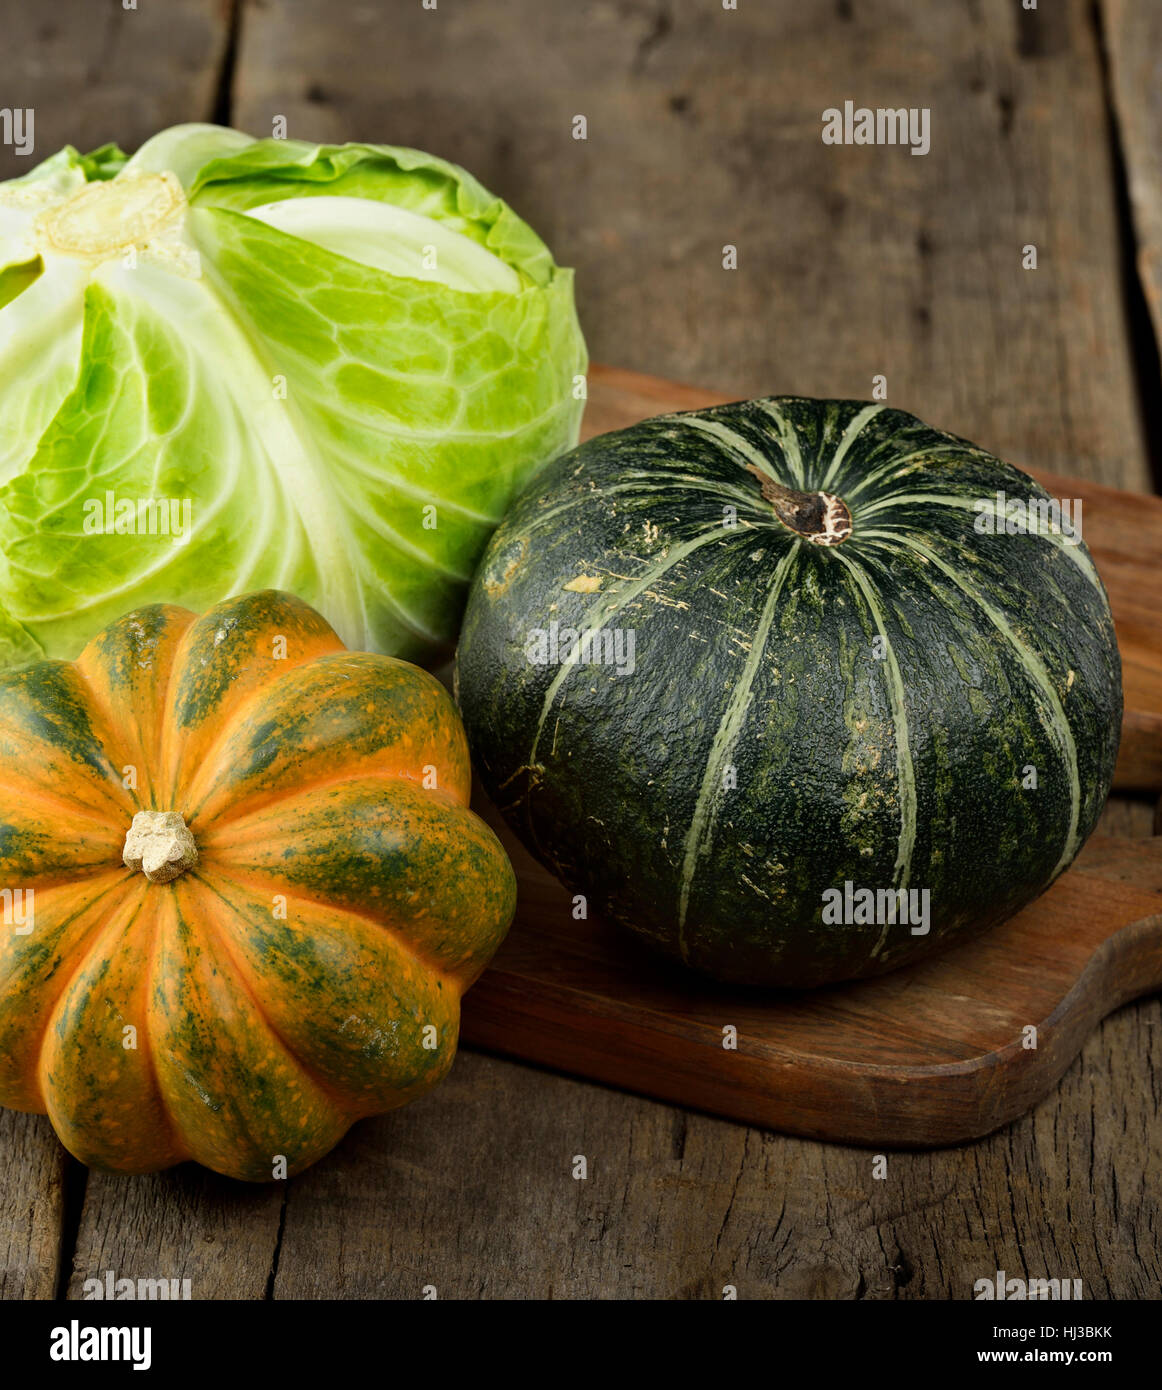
left=263, top=1020, right=1161, bottom=1300
left=1103, top=0, right=1162, bottom=369
left=19, top=1004, right=1160, bottom=1301
left=1098, top=795, right=1155, bottom=839
left=232, top=0, right=1150, bottom=490
left=0, top=1111, right=69, bottom=1299
left=64, top=1167, right=284, bottom=1301
left=0, top=0, right=231, bottom=181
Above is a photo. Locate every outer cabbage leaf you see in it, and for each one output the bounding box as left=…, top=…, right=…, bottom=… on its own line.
left=0, top=125, right=586, bottom=665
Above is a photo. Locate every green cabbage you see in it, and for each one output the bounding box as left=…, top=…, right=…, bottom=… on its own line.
left=0, top=124, right=586, bottom=666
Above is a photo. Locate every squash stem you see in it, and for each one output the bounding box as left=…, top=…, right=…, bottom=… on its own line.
left=123, top=810, right=199, bottom=884
left=747, top=466, right=852, bottom=546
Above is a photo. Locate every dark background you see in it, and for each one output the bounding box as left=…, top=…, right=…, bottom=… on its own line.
left=1, top=0, right=1159, bottom=1299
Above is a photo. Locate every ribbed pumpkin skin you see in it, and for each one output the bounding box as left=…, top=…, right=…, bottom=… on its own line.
left=456, top=399, right=1122, bottom=988
left=0, top=590, right=515, bottom=1180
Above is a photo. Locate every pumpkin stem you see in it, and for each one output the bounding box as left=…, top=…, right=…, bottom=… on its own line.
left=123, top=810, right=199, bottom=884
left=747, top=466, right=853, bottom=546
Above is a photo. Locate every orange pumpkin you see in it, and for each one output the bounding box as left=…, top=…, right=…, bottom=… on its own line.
left=0, top=591, right=515, bottom=1181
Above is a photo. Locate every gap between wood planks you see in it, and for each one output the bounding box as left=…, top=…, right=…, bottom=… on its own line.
left=1093, top=0, right=1162, bottom=492
left=211, top=0, right=243, bottom=129
left=52, top=1154, right=87, bottom=1302
left=264, top=1187, right=289, bottom=1300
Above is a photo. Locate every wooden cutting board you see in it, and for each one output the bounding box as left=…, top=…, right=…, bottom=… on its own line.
left=460, top=365, right=1162, bottom=1148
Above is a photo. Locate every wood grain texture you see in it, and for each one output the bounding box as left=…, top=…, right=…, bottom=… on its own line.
left=1098, top=794, right=1156, bottom=838
left=232, top=0, right=1151, bottom=490
left=49, top=1026, right=1159, bottom=1300
left=1104, top=0, right=1162, bottom=364
left=0, top=1111, right=69, bottom=1299
left=0, top=0, right=231, bottom=181
left=61, top=1168, right=284, bottom=1301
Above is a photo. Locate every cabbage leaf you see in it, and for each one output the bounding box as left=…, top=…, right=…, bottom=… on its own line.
left=0, top=124, right=586, bottom=665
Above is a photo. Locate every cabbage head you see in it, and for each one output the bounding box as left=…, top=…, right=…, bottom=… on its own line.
left=0, top=124, right=586, bottom=666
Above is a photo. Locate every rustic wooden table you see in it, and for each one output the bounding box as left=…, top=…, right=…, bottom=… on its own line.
left=2, top=0, right=1159, bottom=1300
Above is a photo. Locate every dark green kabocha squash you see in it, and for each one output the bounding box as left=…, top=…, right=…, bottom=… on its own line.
left=455, top=399, right=1122, bottom=988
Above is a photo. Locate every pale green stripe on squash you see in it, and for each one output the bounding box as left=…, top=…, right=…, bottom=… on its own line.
left=832, top=548, right=918, bottom=959
left=861, top=528, right=1081, bottom=878
left=855, top=494, right=1103, bottom=591
left=753, top=400, right=808, bottom=487
left=530, top=525, right=730, bottom=762
left=819, top=402, right=886, bottom=491
left=676, top=544, right=801, bottom=957
left=664, top=414, right=790, bottom=487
